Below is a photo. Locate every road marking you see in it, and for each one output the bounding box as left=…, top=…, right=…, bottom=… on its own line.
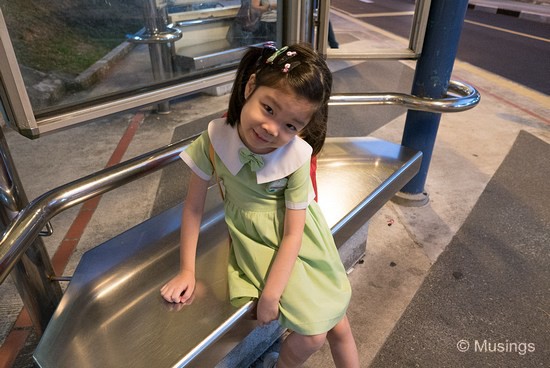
left=337, top=6, right=549, bottom=44
left=455, top=61, right=550, bottom=117
left=465, top=20, right=550, bottom=43
left=355, top=11, right=415, bottom=18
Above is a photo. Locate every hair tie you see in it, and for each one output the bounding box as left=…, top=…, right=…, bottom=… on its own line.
left=264, top=46, right=301, bottom=73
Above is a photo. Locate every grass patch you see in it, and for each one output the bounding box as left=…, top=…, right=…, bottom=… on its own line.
left=13, top=35, right=117, bottom=75
left=1, top=0, right=142, bottom=76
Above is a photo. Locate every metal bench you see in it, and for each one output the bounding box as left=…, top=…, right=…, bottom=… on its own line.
left=169, top=8, right=264, bottom=71
left=174, top=39, right=252, bottom=71
left=33, top=137, right=422, bottom=368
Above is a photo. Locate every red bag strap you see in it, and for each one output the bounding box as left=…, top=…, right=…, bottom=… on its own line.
left=209, top=143, right=225, bottom=201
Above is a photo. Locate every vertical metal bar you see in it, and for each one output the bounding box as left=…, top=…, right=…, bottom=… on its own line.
left=301, top=0, right=315, bottom=45
left=0, top=127, right=62, bottom=335
left=142, top=0, right=172, bottom=114
left=281, top=0, right=317, bottom=48
left=408, top=0, right=432, bottom=57
left=316, top=0, right=330, bottom=57
left=398, top=0, right=469, bottom=204
left=281, top=0, right=301, bottom=45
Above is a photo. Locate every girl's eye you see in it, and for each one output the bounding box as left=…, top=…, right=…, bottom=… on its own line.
left=286, top=124, right=297, bottom=132
left=263, top=105, right=273, bottom=115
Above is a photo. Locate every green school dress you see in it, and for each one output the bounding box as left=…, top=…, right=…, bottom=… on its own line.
left=180, top=119, right=351, bottom=335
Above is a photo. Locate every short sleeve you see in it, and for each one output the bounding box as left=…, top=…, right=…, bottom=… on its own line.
left=179, top=130, right=213, bottom=181
left=284, top=160, right=314, bottom=210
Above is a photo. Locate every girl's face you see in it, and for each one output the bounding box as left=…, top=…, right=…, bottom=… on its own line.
left=238, top=75, right=316, bottom=154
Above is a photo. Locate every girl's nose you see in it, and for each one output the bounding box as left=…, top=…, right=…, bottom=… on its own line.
left=262, top=120, right=278, bottom=137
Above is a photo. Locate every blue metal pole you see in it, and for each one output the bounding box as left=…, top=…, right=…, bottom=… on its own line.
left=400, top=0, right=469, bottom=199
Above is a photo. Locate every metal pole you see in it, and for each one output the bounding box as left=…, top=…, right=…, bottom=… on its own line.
left=145, top=0, right=170, bottom=114
left=281, top=0, right=316, bottom=47
left=316, top=0, right=330, bottom=57
left=397, top=0, right=469, bottom=206
left=302, top=0, right=315, bottom=45
left=139, top=0, right=178, bottom=114
left=281, top=0, right=301, bottom=45
left=0, top=127, right=62, bottom=335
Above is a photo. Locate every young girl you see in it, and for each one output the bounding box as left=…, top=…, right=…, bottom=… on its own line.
left=161, top=44, right=359, bottom=368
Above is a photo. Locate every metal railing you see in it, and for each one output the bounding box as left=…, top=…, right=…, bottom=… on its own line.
left=0, top=81, right=480, bottom=285
left=329, top=80, right=480, bottom=112
left=0, top=135, right=197, bottom=283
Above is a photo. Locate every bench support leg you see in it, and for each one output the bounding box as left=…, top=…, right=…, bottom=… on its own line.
left=0, top=128, right=62, bottom=334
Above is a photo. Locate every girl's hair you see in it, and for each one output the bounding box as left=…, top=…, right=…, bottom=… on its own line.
left=227, top=43, right=332, bottom=156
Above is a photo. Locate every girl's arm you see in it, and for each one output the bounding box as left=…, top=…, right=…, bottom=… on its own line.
left=160, top=172, right=209, bottom=303
left=257, top=207, right=306, bottom=324
left=251, top=0, right=272, bottom=12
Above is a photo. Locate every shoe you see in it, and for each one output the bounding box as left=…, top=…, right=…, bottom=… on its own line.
left=262, top=351, right=279, bottom=368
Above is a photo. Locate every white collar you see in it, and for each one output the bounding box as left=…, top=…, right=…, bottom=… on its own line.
left=208, top=118, right=312, bottom=184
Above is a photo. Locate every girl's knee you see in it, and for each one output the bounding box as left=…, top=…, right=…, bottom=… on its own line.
left=299, top=333, right=327, bottom=352
left=280, top=332, right=327, bottom=366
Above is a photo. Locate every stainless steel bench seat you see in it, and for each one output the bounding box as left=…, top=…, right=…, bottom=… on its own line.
left=175, top=40, right=246, bottom=70
left=34, top=137, right=421, bottom=368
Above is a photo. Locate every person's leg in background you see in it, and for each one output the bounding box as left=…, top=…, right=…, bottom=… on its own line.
left=328, top=21, right=339, bottom=49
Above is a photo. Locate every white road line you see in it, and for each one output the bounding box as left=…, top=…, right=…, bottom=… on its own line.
left=465, top=20, right=550, bottom=43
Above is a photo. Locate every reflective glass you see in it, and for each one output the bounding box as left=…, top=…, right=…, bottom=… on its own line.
left=327, top=0, right=421, bottom=57
left=0, top=0, right=278, bottom=114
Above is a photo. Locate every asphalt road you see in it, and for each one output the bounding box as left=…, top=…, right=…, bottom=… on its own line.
left=331, top=0, right=550, bottom=95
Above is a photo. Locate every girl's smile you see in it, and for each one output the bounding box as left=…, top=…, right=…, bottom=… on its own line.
left=238, top=78, right=316, bottom=154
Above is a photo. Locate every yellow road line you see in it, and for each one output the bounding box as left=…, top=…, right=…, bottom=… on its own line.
left=455, top=61, right=550, bottom=107
left=354, top=11, right=415, bottom=18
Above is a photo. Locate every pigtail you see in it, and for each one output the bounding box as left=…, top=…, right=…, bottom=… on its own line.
left=227, top=47, right=263, bottom=127
left=289, top=46, right=332, bottom=156
left=301, top=103, right=328, bottom=156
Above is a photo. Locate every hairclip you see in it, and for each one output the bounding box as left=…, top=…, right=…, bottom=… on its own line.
left=265, top=46, right=301, bottom=73
left=266, top=46, right=289, bottom=64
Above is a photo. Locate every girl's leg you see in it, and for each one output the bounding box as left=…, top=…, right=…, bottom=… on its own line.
left=277, top=331, right=327, bottom=368
left=326, top=315, right=359, bottom=368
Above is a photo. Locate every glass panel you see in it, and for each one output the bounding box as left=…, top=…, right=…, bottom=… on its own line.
left=326, top=0, right=427, bottom=58
left=0, top=0, right=279, bottom=116
left=1, top=0, right=427, bottom=137
left=201, top=0, right=278, bottom=47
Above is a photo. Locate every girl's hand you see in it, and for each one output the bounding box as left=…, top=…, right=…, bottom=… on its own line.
left=160, top=270, right=195, bottom=304
left=257, top=294, right=280, bottom=325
